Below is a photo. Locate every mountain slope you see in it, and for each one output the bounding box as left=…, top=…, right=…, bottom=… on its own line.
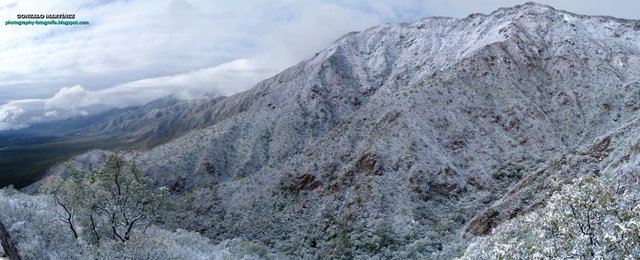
left=44, top=2, right=640, bottom=258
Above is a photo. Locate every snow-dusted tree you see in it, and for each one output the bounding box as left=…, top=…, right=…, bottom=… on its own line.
left=43, top=154, right=169, bottom=246
left=461, top=177, right=640, bottom=259
left=0, top=185, right=239, bottom=258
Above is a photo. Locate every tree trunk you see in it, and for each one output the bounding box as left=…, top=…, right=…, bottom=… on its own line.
left=0, top=220, right=22, bottom=260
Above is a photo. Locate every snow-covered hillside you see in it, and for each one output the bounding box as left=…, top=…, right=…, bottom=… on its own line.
left=35, top=2, right=640, bottom=258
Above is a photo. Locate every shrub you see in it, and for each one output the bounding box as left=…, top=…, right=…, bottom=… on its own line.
left=461, top=177, right=640, bottom=259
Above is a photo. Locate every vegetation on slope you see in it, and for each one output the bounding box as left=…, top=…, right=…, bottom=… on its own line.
left=461, top=177, right=640, bottom=259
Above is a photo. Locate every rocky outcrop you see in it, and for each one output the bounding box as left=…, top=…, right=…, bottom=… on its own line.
left=0, top=221, right=21, bottom=260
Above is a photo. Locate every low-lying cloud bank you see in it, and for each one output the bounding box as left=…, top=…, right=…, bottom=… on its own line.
left=0, top=58, right=280, bottom=130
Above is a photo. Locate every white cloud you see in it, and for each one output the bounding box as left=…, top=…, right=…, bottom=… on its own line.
left=0, top=105, right=23, bottom=122
left=0, top=105, right=26, bottom=130
left=44, top=110, right=57, bottom=117
left=101, top=58, right=277, bottom=102
left=44, top=85, right=99, bottom=111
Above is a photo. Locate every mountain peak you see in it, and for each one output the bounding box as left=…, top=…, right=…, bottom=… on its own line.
left=519, top=1, right=556, bottom=10
left=486, top=2, right=562, bottom=20
left=507, top=1, right=558, bottom=12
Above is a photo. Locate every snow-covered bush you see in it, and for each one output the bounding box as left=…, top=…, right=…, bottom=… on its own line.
left=461, top=177, right=640, bottom=259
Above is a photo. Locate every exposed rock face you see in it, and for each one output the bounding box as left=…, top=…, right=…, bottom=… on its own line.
left=468, top=209, right=500, bottom=236
left=0, top=220, right=21, bottom=260
left=44, top=2, right=640, bottom=258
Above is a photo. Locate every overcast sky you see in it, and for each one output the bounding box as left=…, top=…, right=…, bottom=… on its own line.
left=0, top=0, right=639, bottom=130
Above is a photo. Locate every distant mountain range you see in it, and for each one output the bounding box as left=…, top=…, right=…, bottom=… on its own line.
left=0, top=94, right=235, bottom=188
left=21, top=2, right=640, bottom=258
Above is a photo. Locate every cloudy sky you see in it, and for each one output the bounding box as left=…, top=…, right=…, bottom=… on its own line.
left=0, top=0, right=639, bottom=130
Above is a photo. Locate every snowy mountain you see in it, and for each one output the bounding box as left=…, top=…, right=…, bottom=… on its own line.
left=39, top=2, right=640, bottom=258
